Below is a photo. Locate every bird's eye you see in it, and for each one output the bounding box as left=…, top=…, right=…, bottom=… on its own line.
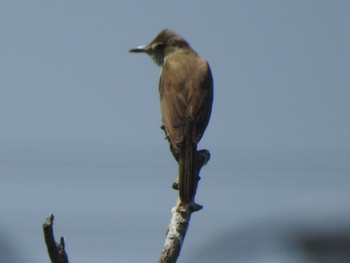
left=155, top=43, right=165, bottom=50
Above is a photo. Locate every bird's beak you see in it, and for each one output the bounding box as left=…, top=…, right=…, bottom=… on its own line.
left=129, top=45, right=148, bottom=53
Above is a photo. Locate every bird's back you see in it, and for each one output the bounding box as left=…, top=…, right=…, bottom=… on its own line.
left=159, top=50, right=213, bottom=148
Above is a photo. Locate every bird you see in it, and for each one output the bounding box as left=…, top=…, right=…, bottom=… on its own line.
left=129, top=29, right=213, bottom=204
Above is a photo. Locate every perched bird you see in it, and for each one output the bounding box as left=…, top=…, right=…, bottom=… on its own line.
left=130, top=29, right=213, bottom=204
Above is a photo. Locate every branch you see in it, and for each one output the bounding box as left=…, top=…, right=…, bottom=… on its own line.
left=159, top=125, right=210, bottom=263
left=43, top=214, right=69, bottom=263
left=157, top=205, right=192, bottom=263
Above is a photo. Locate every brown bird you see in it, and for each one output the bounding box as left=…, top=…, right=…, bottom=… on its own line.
left=130, top=29, right=213, bottom=204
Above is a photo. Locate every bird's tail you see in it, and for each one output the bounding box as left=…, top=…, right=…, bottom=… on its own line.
left=178, top=122, right=197, bottom=204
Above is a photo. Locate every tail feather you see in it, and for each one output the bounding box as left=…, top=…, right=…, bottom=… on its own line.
left=178, top=122, right=197, bottom=203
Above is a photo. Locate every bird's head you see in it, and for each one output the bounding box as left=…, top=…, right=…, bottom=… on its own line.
left=129, top=29, right=192, bottom=66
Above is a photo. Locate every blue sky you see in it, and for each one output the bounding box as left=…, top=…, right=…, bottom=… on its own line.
left=1, top=1, right=350, bottom=263
left=1, top=1, right=349, bottom=151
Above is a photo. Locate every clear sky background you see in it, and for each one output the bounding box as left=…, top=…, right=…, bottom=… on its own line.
left=1, top=0, right=349, bottom=150
left=1, top=1, right=350, bottom=263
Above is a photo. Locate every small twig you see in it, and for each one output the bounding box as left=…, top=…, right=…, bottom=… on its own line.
left=43, top=213, right=69, bottom=263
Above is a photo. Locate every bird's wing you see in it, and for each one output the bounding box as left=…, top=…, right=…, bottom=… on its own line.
left=189, top=62, right=213, bottom=143
left=159, top=59, right=187, bottom=147
left=159, top=53, right=213, bottom=147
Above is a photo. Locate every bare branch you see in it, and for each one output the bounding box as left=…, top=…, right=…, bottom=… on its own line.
left=157, top=204, right=192, bottom=263
left=158, top=125, right=210, bottom=262
left=43, top=214, right=69, bottom=263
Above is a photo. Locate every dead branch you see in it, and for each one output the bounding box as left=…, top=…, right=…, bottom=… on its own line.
left=43, top=214, right=69, bottom=263
left=41, top=129, right=209, bottom=263
left=159, top=125, right=210, bottom=263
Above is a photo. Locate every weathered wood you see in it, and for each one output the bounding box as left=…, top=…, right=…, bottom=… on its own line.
left=43, top=214, right=69, bottom=263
